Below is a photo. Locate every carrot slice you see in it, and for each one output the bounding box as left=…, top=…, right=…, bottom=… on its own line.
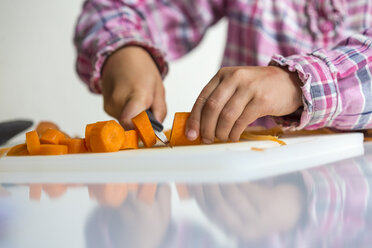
left=169, top=112, right=201, bottom=146
left=137, top=184, right=157, bottom=204
left=132, top=111, right=156, bottom=148
left=121, top=130, right=139, bottom=150
left=85, top=123, right=97, bottom=152
left=40, top=129, right=66, bottom=145
left=163, top=129, right=171, bottom=141
left=39, top=144, right=68, bottom=155
left=26, top=130, right=41, bottom=155
left=60, top=138, right=88, bottom=154
left=7, top=144, right=29, bottom=156
left=35, top=121, right=60, bottom=137
left=29, top=184, right=42, bottom=201
left=89, top=120, right=125, bottom=152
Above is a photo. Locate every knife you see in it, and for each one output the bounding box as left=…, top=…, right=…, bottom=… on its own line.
left=0, top=120, right=33, bottom=146
left=146, top=109, right=169, bottom=145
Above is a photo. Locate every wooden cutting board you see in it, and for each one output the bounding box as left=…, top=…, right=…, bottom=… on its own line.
left=0, top=133, right=364, bottom=183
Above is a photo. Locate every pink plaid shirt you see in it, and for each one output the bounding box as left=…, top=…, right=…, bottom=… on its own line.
left=74, top=0, right=372, bottom=131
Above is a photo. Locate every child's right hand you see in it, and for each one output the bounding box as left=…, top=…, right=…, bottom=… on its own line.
left=101, top=46, right=166, bottom=129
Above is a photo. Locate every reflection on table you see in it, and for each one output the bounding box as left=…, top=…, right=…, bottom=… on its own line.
left=0, top=155, right=372, bottom=247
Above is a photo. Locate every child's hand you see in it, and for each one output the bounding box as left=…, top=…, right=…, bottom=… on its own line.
left=101, top=46, right=166, bottom=129
left=186, top=66, right=303, bottom=143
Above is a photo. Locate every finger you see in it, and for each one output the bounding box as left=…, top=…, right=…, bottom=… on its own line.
left=102, top=82, right=130, bottom=120
left=119, top=92, right=153, bottom=129
left=229, top=99, right=262, bottom=142
left=186, top=74, right=221, bottom=141
left=151, top=82, right=167, bottom=123
left=215, top=88, right=252, bottom=142
left=199, top=79, right=237, bottom=144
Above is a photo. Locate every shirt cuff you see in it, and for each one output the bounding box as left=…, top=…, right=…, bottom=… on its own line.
left=269, top=53, right=340, bottom=130
left=90, top=36, right=168, bottom=93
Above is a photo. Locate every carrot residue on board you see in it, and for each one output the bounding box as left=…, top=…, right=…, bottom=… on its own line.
left=251, top=147, right=265, bottom=152
left=240, top=133, right=287, bottom=146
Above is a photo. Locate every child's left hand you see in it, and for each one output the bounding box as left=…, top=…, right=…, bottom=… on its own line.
left=186, top=66, right=303, bottom=143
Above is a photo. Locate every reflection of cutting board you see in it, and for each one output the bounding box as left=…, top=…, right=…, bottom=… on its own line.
left=0, top=133, right=364, bottom=183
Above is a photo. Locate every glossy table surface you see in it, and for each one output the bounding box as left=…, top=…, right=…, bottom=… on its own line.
left=0, top=144, right=371, bottom=248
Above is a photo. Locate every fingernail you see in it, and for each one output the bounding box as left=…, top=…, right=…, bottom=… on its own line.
left=202, top=138, right=212, bottom=144
left=186, top=129, right=197, bottom=141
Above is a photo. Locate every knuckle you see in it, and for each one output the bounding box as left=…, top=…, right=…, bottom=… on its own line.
left=205, top=97, right=219, bottom=111
left=234, top=116, right=247, bottom=128
left=216, top=67, right=225, bottom=76
left=220, top=109, right=235, bottom=122
left=231, top=68, right=246, bottom=80
left=255, top=91, right=270, bottom=105
left=196, top=95, right=208, bottom=106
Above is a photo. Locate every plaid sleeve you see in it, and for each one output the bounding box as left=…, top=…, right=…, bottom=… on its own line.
left=74, top=0, right=226, bottom=93
left=271, top=28, right=372, bottom=130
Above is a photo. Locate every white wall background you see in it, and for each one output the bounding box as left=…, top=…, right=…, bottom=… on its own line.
left=0, top=0, right=227, bottom=137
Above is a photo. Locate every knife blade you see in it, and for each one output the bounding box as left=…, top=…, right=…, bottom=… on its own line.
left=146, top=110, right=169, bottom=145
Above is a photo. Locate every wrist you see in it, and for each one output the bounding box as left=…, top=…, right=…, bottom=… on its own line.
left=272, top=65, right=303, bottom=110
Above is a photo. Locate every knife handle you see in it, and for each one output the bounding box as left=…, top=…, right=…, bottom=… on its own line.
left=146, top=109, right=163, bottom=132
left=0, top=120, right=33, bottom=145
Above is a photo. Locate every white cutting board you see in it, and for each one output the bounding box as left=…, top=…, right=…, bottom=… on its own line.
left=0, top=133, right=364, bottom=183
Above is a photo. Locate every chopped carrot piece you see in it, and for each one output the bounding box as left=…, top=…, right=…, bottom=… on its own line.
left=39, top=144, right=68, bottom=155
left=85, top=123, right=98, bottom=152
left=26, top=130, right=41, bottom=155
left=60, top=138, right=88, bottom=154
left=132, top=111, right=156, bottom=148
left=89, top=120, right=125, bottom=152
left=137, top=184, right=157, bottom=204
left=29, top=184, right=42, bottom=201
left=85, top=121, right=112, bottom=152
left=40, top=129, right=66, bottom=145
left=7, top=144, right=29, bottom=156
left=169, top=112, right=201, bottom=146
left=176, top=184, right=190, bottom=199
left=36, top=121, right=60, bottom=137
left=121, top=130, right=139, bottom=150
